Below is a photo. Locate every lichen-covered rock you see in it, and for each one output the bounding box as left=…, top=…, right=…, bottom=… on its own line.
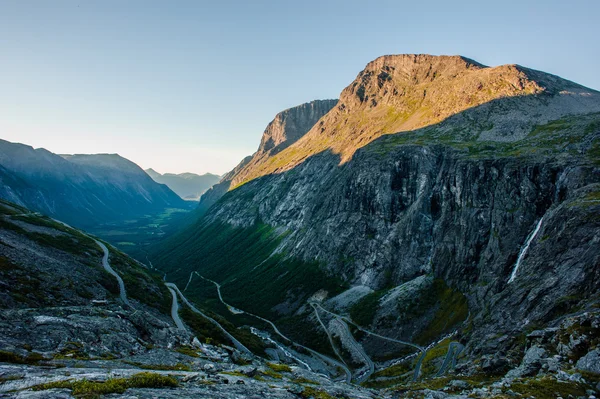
left=576, top=349, right=600, bottom=374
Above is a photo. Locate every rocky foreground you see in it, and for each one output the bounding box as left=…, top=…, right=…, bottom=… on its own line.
left=1, top=313, right=599, bottom=399
left=0, top=199, right=598, bottom=399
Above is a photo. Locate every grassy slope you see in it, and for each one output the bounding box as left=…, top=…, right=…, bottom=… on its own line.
left=367, top=112, right=600, bottom=164
left=0, top=199, right=171, bottom=315
left=153, top=221, right=347, bottom=335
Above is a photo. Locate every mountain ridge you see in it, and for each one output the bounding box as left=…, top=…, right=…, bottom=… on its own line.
left=145, top=169, right=220, bottom=201
left=0, top=140, right=186, bottom=228
left=198, top=99, right=338, bottom=213
left=227, top=54, right=600, bottom=187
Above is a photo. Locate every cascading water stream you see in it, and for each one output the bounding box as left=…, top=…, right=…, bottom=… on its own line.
left=507, top=217, right=544, bottom=284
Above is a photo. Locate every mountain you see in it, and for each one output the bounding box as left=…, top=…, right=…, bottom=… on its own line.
left=0, top=199, right=378, bottom=399
left=152, top=55, right=600, bottom=393
left=0, top=140, right=187, bottom=228
left=198, top=99, right=338, bottom=213
left=145, top=168, right=220, bottom=201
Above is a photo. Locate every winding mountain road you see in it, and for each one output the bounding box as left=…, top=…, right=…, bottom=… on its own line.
left=165, top=282, right=252, bottom=356
left=311, top=302, right=423, bottom=351
left=310, top=301, right=430, bottom=382
left=197, top=274, right=353, bottom=383
left=51, top=217, right=130, bottom=307
left=412, top=350, right=428, bottom=382
left=332, top=317, right=374, bottom=383
left=435, top=342, right=464, bottom=377
left=311, top=304, right=352, bottom=383
left=94, top=240, right=130, bottom=306
left=167, top=286, right=186, bottom=330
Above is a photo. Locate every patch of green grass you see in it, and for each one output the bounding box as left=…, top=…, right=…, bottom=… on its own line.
left=371, top=361, right=411, bottom=379
left=261, top=369, right=283, bottom=379
left=0, top=375, right=24, bottom=383
left=175, top=346, right=200, bottom=358
left=266, top=362, right=292, bottom=373
left=179, top=307, right=232, bottom=347
left=221, top=370, right=246, bottom=377
left=584, top=120, right=600, bottom=135
left=368, top=112, right=600, bottom=164
left=0, top=199, right=28, bottom=215
left=291, top=376, right=320, bottom=385
left=139, top=363, right=191, bottom=371
left=0, top=350, right=44, bottom=365
left=349, top=290, right=386, bottom=327
left=32, top=372, right=178, bottom=398
left=0, top=216, right=98, bottom=257
left=299, top=386, right=339, bottom=399
left=415, top=280, right=468, bottom=345
left=584, top=190, right=600, bottom=202
left=505, top=376, right=588, bottom=399
left=419, top=339, right=451, bottom=377
left=154, top=220, right=347, bottom=322
left=54, top=348, right=90, bottom=361
left=588, top=140, right=600, bottom=165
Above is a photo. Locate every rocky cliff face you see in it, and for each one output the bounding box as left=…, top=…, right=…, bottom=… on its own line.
left=257, top=99, right=339, bottom=156
left=231, top=55, right=600, bottom=186
left=0, top=142, right=187, bottom=228
left=154, top=55, right=600, bottom=392
left=198, top=99, right=338, bottom=213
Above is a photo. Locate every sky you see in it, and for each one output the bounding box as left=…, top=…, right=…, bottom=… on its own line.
left=1, top=0, right=599, bottom=175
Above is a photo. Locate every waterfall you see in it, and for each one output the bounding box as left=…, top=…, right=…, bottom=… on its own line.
left=508, top=217, right=545, bottom=284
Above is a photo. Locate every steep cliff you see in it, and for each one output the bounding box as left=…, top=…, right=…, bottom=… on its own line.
left=198, top=99, right=337, bottom=213
left=153, top=55, right=600, bottom=389
left=232, top=55, right=600, bottom=186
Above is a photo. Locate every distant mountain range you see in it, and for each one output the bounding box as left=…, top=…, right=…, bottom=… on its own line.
left=145, top=168, right=220, bottom=201
left=0, top=139, right=187, bottom=228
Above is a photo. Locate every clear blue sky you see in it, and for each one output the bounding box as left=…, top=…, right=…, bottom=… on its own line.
left=1, top=0, right=598, bottom=174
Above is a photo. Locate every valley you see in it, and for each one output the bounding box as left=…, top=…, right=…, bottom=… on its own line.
left=149, top=55, right=600, bottom=396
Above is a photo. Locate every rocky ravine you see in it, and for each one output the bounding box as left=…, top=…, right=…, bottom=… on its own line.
left=153, top=55, right=600, bottom=396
